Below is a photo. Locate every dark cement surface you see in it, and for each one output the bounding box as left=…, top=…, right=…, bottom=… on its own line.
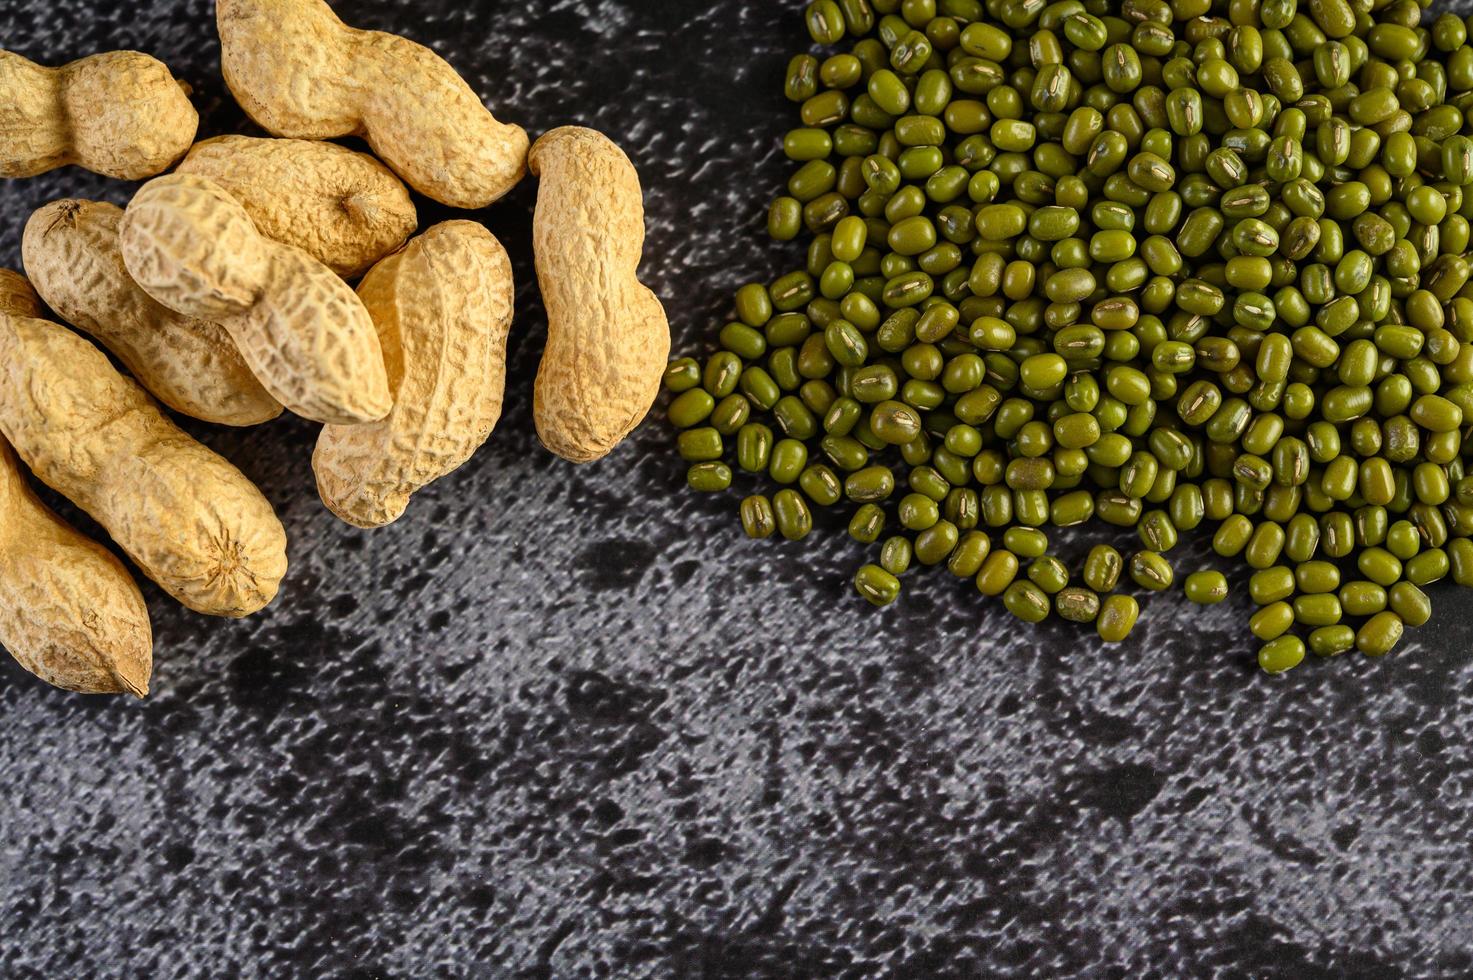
left=3, top=1, right=1473, bottom=976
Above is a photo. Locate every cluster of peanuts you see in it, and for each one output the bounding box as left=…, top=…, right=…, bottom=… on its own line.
left=0, top=0, right=670, bottom=698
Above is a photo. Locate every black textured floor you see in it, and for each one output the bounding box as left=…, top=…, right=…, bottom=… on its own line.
left=3, top=1, right=1473, bottom=976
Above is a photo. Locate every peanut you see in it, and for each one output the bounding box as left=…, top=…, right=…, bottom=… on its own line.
left=0, top=313, right=289, bottom=618
left=0, top=268, right=41, bottom=319
left=23, top=199, right=282, bottom=427
left=0, top=49, right=198, bottom=180
left=530, top=127, right=670, bottom=462
left=175, top=136, right=417, bottom=279
left=0, top=439, right=153, bottom=698
left=120, top=173, right=392, bottom=426
left=0, top=273, right=151, bottom=697
left=216, top=0, right=528, bottom=209
left=314, top=221, right=514, bottom=528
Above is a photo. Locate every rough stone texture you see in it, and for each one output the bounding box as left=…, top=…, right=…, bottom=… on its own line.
left=2, top=1, right=1473, bottom=976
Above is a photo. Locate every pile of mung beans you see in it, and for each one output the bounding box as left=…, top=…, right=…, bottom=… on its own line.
left=663, top=0, right=1473, bottom=672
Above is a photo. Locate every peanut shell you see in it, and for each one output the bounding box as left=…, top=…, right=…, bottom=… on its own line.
left=314, top=221, right=515, bottom=527
left=0, top=313, right=289, bottom=618
left=530, top=127, right=670, bottom=463
left=0, top=49, right=197, bottom=180
left=176, top=136, right=417, bottom=279
left=23, top=199, right=282, bottom=427
left=0, top=438, right=153, bottom=697
left=120, top=173, right=392, bottom=425
left=0, top=268, right=41, bottom=318
left=216, top=0, right=528, bottom=209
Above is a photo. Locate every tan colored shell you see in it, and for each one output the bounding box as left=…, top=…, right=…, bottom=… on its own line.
left=216, top=0, right=528, bottom=209
left=120, top=173, right=391, bottom=425
left=0, top=275, right=151, bottom=697
left=0, top=268, right=41, bottom=318
left=0, top=49, right=197, bottom=180
left=0, top=271, right=40, bottom=318
left=530, top=127, right=670, bottom=462
left=314, top=221, right=514, bottom=528
left=0, top=314, right=288, bottom=618
left=0, top=439, right=153, bottom=697
left=175, top=136, right=417, bottom=278
left=23, top=199, right=282, bottom=427
left=0, top=271, right=38, bottom=318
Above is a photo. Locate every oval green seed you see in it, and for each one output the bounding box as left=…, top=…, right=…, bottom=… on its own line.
left=1258, top=636, right=1306, bottom=674
left=1003, top=581, right=1050, bottom=623
left=1097, top=594, right=1139, bottom=643
left=687, top=462, right=733, bottom=493
left=741, top=495, right=777, bottom=539
left=1357, top=612, right=1405, bottom=657
left=854, top=564, right=902, bottom=607
left=773, top=489, right=812, bottom=541
left=1184, top=570, right=1229, bottom=605
left=1129, top=551, right=1174, bottom=591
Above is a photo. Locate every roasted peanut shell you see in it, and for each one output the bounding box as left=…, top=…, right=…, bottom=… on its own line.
left=0, top=438, right=153, bottom=697
left=24, top=199, right=282, bottom=427
left=0, top=313, right=289, bottom=618
left=314, top=221, right=515, bottom=527
left=175, top=135, right=417, bottom=278
left=120, top=173, right=392, bottom=425
left=0, top=49, right=197, bottom=180
left=531, top=127, right=670, bottom=463
left=217, top=0, right=528, bottom=209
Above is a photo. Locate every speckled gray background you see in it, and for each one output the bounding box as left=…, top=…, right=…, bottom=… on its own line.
left=3, top=1, right=1473, bottom=976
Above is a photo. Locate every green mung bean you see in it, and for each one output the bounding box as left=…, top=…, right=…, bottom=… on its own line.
left=665, top=0, right=1473, bottom=674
